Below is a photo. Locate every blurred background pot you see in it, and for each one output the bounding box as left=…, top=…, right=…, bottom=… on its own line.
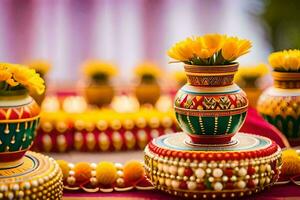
left=85, top=83, right=115, bottom=107
left=135, top=74, right=161, bottom=106
left=258, top=71, right=300, bottom=145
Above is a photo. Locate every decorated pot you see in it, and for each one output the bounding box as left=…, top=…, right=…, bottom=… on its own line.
left=0, top=90, right=40, bottom=168
left=135, top=79, right=161, bottom=106
left=174, top=64, right=248, bottom=144
left=85, top=83, right=114, bottom=107
left=257, top=71, right=300, bottom=144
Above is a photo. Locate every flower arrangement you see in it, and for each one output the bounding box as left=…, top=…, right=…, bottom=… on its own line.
left=167, top=34, right=252, bottom=65
left=0, top=63, right=45, bottom=95
left=134, top=62, right=162, bottom=79
left=26, top=59, right=51, bottom=76
left=269, top=49, right=300, bottom=72
left=83, top=60, right=117, bottom=83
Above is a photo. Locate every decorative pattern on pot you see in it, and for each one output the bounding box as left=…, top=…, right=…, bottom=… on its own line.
left=0, top=63, right=44, bottom=168
left=0, top=94, right=40, bottom=163
left=258, top=50, right=300, bottom=142
left=174, top=64, right=248, bottom=144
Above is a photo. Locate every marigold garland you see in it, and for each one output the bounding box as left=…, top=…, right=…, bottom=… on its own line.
left=167, top=34, right=252, bottom=65
left=96, top=161, right=118, bottom=185
left=58, top=159, right=148, bottom=191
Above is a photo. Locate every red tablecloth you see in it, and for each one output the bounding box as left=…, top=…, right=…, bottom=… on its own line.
left=63, top=184, right=300, bottom=200
left=240, top=107, right=289, bottom=148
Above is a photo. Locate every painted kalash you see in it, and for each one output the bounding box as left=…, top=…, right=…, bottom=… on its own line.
left=144, top=34, right=282, bottom=198
left=0, top=64, right=63, bottom=200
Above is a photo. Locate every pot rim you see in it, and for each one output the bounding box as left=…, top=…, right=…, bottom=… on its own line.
left=272, top=71, right=300, bottom=80
left=184, top=63, right=239, bottom=74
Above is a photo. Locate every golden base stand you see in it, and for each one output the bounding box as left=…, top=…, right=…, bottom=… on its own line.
left=0, top=151, right=63, bottom=199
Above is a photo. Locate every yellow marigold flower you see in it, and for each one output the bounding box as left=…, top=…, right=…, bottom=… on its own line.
left=0, top=65, right=19, bottom=86
left=222, top=37, right=252, bottom=61
left=83, top=60, right=117, bottom=77
left=26, top=59, right=51, bottom=75
left=168, top=34, right=251, bottom=65
left=168, top=39, right=194, bottom=61
left=134, top=62, right=162, bottom=78
left=269, top=49, right=300, bottom=72
left=202, top=33, right=225, bottom=54
left=10, top=64, right=45, bottom=94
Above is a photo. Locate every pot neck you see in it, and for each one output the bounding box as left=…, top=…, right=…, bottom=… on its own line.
left=0, top=90, right=32, bottom=107
left=184, top=64, right=238, bottom=87
left=272, top=71, right=300, bottom=89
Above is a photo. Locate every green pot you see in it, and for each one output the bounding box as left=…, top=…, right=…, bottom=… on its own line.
left=174, top=64, right=248, bottom=144
left=0, top=90, right=40, bottom=168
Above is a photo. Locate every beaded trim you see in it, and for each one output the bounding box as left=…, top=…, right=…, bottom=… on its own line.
left=144, top=146, right=282, bottom=198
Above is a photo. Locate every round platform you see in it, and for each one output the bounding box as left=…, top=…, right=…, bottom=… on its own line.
left=0, top=151, right=63, bottom=199
left=144, top=132, right=282, bottom=199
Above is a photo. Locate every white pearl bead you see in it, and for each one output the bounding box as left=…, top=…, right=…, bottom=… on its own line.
left=238, top=168, right=247, bottom=177
left=171, top=180, right=179, bottom=189
left=222, top=176, right=228, bottom=182
left=31, top=180, right=38, bottom=187
left=237, top=180, right=246, bottom=189
left=165, top=179, right=171, bottom=187
left=266, top=164, right=271, bottom=172
left=231, top=176, right=237, bottom=182
left=158, top=163, right=163, bottom=171
left=214, top=182, right=223, bottom=191
left=206, top=168, right=212, bottom=174
left=163, top=164, right=169, bottom=172
left=7, top=192, right=14, bottom=200
left=67, top=176, right=76, bottom=185
left=253, top=179, right=259, bottom=185
left=90, top=163, right=97, bottom=169
left=178, top=167, right=185, bottom=176
left=187, top=181, right=197, bottom=190
left=169, top=166, right=177, bottom=175
left=159, top=177, right=164, bottom=185
left=212, top=168, right=223, bottom=178
left=23, top=182, right=30, bottom=190
left=195, top=168, right=205, bottom=178
left=12, top=184, right=19, bottom=191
